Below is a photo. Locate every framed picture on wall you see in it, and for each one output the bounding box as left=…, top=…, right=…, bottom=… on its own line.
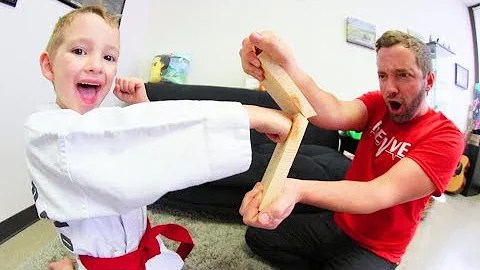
left=455, top=63, right=469, bottom=90
left=0, top=0, right=17, bottom=7
left=57, top=0, right=126, bottom=15
left=346, top=17, right=376, bottom=50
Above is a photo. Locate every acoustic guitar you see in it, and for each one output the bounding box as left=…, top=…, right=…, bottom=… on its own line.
left=446, top=155, right=470, bottom=194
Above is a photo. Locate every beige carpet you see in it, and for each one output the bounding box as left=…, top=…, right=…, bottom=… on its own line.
left=16, top=206, right=274, bottom=270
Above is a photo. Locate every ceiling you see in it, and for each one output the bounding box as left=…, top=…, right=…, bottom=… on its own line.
left=462, top=0, right=480, bottom=7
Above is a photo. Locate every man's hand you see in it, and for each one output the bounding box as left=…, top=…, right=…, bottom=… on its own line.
left=239, top=181, right=300, bottom=230
left=239, top=31, right=298, bottom=82
left=113, top=77, right=150, bottom=104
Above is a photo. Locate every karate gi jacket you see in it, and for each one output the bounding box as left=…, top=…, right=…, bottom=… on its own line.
left=24, top=100, right=252, bottom=269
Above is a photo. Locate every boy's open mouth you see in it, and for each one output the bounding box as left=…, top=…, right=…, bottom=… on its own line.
left=77, top=83, right=101, bottom=104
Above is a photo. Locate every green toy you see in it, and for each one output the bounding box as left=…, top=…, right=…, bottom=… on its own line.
left=342, top=130, right=362, bottom=140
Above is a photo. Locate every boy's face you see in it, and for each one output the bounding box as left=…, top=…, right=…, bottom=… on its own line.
left=40, top=13, right=120, bottom=114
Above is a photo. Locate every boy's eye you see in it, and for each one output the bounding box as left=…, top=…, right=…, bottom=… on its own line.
left=72, top=48, right=86, bottom=55
left=104, top=55, right=116, bottom=62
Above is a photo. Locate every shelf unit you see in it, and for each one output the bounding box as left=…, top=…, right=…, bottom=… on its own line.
left=426, top=42, right=455, bottom=110
left=426, top=41, right=455, bottom=58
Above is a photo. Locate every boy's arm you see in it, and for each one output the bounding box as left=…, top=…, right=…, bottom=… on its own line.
left=243, top=105, right=291, bottom=143
left=26, top=101, right=255, bottom=222
left=111, top=75, right=293, bottom=142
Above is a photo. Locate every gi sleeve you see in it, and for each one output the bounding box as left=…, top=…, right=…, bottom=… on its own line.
left=25, top=100, right=252, bottom=221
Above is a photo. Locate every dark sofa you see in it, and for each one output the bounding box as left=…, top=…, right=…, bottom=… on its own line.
left=146, top=82, right=351, bottom=218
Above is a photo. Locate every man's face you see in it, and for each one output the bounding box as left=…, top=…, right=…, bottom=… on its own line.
left=41, top=13, right=120, bottom=114
left=376, top=44, right=434, bottom=123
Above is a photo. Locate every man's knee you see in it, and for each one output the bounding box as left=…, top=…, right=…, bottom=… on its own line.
left=245, top=226, right=311, bottom=269
left=245, top=226, right=277, bottom=253
left=245, top=226, right=262, bottom=250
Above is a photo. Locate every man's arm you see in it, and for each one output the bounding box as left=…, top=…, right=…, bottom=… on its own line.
left=241, top=158, right=435, bottom=230
left=298, top=157, right=435, bottom=214
left=291, top=73, right=368, bottom=131
left=240, top=31, right=368, bottom=131
left=241, top=128, right=463, bottom=230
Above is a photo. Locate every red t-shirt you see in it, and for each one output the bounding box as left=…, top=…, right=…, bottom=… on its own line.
left=334, top=91, right=464, bottom=263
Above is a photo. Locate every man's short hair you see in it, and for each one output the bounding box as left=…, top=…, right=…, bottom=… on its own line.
left=375, top=30, right=432, bottom=78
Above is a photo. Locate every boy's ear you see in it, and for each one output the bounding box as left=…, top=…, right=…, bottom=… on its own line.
left=40, top=52, right=54, bottom=81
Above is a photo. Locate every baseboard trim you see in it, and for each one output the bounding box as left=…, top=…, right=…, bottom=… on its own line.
left=0, top=205, right=38, bottom=245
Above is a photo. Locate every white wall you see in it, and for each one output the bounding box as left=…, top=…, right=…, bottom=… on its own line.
left=0, top=0, right=475, bottom=223
left=0, top=0, right=70, bottom=223
left=101, top=0, right=152, bottom=106
left=140, top=0, right=475, bottom=130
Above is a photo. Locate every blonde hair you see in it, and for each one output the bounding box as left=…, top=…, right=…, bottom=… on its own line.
left=45, top=4, right=120, bottom=57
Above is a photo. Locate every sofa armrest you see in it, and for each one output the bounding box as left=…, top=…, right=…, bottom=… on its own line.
left=146, top=82, right=279, bottom=108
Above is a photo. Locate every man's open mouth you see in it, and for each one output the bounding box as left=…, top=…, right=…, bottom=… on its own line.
left=389, top=101, right=402, bottom=113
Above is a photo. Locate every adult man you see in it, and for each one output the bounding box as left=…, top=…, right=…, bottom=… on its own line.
left=239, top=30, right=464, bottom=269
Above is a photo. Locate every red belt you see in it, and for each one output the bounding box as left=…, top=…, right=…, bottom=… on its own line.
left=79, top=219, right=194, bottom=270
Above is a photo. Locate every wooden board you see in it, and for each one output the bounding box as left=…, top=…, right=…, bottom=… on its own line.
left=259, top=114, right=309, bottom=210
left=257, top=52, right=316, bottom=118
left=256, top=52, right=317, bottom=210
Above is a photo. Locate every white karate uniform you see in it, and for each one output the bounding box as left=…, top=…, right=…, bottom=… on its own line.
left=25, top=100, right=252, bottom=269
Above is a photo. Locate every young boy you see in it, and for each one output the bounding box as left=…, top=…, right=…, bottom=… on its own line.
left=26, top=5, right=292, bottom=270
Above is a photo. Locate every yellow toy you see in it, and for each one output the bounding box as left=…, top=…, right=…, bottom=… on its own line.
left=149, top=55, right=169, bottom=83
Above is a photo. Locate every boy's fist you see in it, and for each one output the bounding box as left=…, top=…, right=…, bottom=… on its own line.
left=113, top=77, right=150, bottom=104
